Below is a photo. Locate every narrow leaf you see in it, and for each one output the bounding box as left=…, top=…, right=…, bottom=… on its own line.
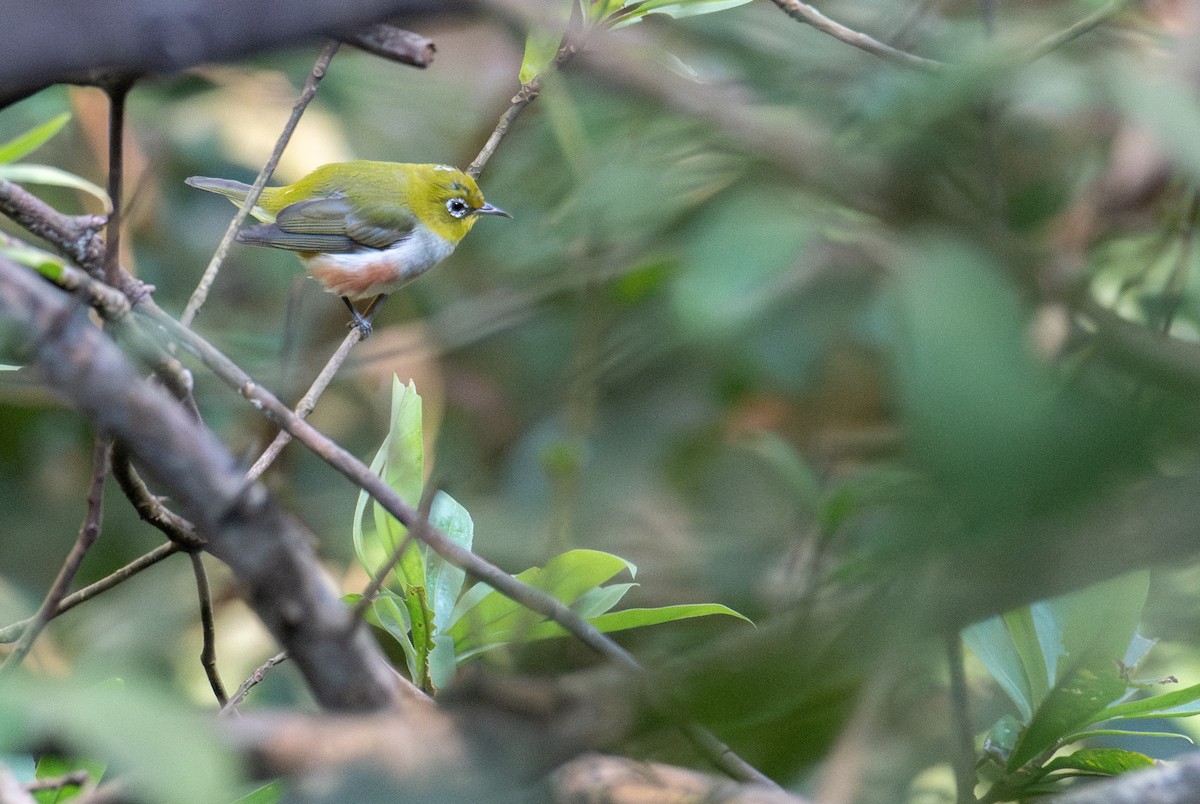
left=0, top=164, right=111, bottom=212
left=0, top=113, right=70, bottom=164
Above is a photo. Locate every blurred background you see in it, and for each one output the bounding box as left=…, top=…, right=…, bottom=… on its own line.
left=3, top=0, right=1200, bottom=800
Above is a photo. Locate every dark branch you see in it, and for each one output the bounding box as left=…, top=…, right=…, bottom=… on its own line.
left=0, top=0, right=439, bottom=108
left=0, top=257, right=397, bottom=711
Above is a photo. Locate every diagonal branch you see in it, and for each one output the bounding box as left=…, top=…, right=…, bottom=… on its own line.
left=181, top=40, right=340, bottom=327
left=767, top=0, right=943, bottom=71
left=0, top=256, right=397, bottom=711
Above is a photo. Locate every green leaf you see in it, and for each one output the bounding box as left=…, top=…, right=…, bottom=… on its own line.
left=0, top=676, right=238, bottom=804
left=403, top=585, right=435, bottom=690
left=1041, top=747, right=1154, bottom=777
left=608, top=0, right=753, bottom=28
left=444, top=549, right=635, bottom=647
left=32, top=753, right=102, bottom=803
left=0, top=240, right=67, bottom=280
left=355, top=376, right=426, bottom=588
left=519, top=27, right=563, bottom=84
left=522, top=603, right=751, bottom=641
left=0, top=113, right=70, bottom=164
left=425, top=490, right=473, bottom=632
left=570, top=582, right=637, bottom=618
left=963, top=618, right=1036, bottom=722
left=1007, top=665, right=1129, bottom=771
left=1086, top=680, right=1200, bottom=724
left=371, top=593, right=419, bottom=682
left=230, top=780, right=283, bottom=804
left=1060, top=728, right=1194, bottom=746
left=0, top=365, right=19, bottom=372
left=0, top=164, right=111, bottom=212
left=427, top=634, right=458, bottom=692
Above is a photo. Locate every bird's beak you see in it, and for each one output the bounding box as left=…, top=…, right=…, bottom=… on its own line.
left=475, top=202, right=512, bottom=219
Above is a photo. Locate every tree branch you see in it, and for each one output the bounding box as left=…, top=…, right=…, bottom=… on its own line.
left=0, top=257, right=397, bottom=711
left=181, top=40, right=340, bottom=327
left=767, top=0, right=943, bottom=72
left=0, top=0, right=439, bottom=108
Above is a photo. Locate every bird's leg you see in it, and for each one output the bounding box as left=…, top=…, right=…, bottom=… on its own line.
left=362, top=294, right=389, bottom=327
left=342, top=296, right=373, bottom=339
left=341, top=295, right=390, bottom=339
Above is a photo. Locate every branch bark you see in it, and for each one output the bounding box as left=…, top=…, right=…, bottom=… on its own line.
left=0, top=0, right=441, bottom=107
left=0, top=256, right=397, bottom=711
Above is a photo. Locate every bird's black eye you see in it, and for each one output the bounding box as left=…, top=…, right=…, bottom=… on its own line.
left=446, top=198, right=470, bottom=219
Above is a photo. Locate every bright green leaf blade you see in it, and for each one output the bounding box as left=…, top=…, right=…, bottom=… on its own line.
left=352, top=434, right=390, bottom=574
left=521, top=603, right=751, bottom=642
left=33, top=753, right=103, bottom=803
left=0, top=365, right=19, bottom=372
left=1041, top=747, right=1154, bottom=776
left=608, top=0, right=752, bottom=27
left=1061, top=728, right=1194, bottom=745
left=1004, top=606, right=1053, bottom=707
left=0, top=164, right=111, bottom=212
left=373, top=594, right=419, bottom=682
left=519, top=27, right=562, bottom=84
left=571, top=582, right=637, bottom=619
left=1087, top=680, right=1200, bottom=724
left=427, top=634, right=457, bottom=692
left=0, top=113, right=70, bottom=164
left=425, top=490, right=472, bottom=632
left=364, top=376, right=426, bottom=588
left=1007, top=664, right=1129, bottom=771
left=963, top=618, right=1035, bottom=722
left=445, top=549, right=636, bottom=646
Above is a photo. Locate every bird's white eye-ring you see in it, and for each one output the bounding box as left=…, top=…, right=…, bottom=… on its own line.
left=446, top=198, right=471, bottom=219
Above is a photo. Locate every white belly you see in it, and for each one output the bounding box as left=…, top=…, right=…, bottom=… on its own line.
left=304, top=227, right=458, bottom=299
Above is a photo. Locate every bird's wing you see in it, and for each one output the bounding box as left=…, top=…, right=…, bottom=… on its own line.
left=343, top=202, right=420, bottom=250
left=236, top=223, right=356, bottom=253
left=255, top=196, right=419, bottom=252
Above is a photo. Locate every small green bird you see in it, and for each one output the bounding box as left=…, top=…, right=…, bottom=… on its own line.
left=187, top=161, right=511, bottom=337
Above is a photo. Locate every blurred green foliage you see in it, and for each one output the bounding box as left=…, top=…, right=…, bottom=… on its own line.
left=3, top=0, right=1200, bottom=800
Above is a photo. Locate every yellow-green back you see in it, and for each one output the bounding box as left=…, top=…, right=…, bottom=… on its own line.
left=262, top=161, right=488, bottom=243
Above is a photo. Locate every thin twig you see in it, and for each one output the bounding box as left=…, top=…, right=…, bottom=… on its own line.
left=222, top=651, right=289, bottom=714
left=0, top=542, right=181, bottom=643
left=467, top=41, right=579, bottom=179
left=767, top=0, right=943, bottom=72
left=1023, top=0, right=1133, bottom=63
left=947, top=634, right=978, bottom=804
left=191, top=553, right=229, bottom=706
left=24, top=771, right=89, bottom=793
left=111, top=446, right=205, bottom=549
left=0, top=438, right=110, bottom=673
left=136, top=298, right=776, bottom=786
left=180, top=40, right=340, bottom=327
left=245, top=295, right=384, bottom=482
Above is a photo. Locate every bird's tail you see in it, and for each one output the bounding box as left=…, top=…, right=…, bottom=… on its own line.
left=185, top=176, right=275, bottom=223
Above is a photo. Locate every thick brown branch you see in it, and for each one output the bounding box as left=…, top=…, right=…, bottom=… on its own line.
left=0, top=257, right=397, bottom=711
left=340, top=24, right=435, bottom=67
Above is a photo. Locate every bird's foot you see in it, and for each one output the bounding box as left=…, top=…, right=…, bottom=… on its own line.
left=343, top=297, right=373, bottom=339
